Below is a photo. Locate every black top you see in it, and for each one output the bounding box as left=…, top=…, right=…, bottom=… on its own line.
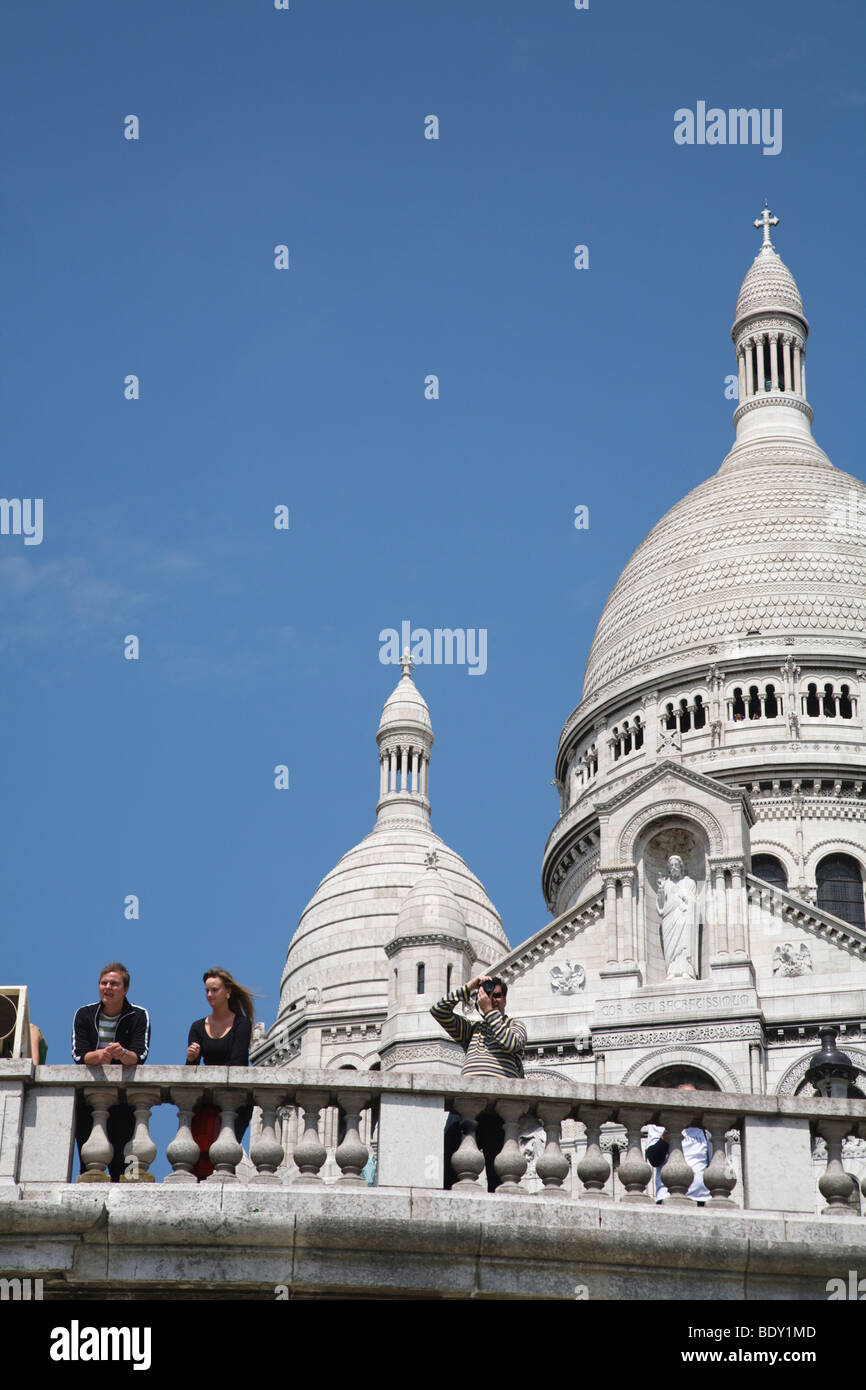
left=187, top=1013, right=251, bottom=1066
left=72, top=999, right=151, bottom=1063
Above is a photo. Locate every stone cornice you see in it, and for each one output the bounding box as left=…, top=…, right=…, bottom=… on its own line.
left=384, top=933, right=474, bottom=959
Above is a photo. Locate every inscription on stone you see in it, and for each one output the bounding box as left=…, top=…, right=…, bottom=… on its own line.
left=598, top=991, right=753, bottom=1020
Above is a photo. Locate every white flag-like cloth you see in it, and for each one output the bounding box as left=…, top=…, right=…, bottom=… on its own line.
left=646, top=1124, right=712, bottom=1201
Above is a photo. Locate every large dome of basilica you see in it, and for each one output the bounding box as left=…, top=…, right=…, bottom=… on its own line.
left=581, top=212, right=866, bottom=705
left=582, top=461, right=866, bottom=702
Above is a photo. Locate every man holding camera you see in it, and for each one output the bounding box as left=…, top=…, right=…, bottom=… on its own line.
left=431, top=973, right=527, bottom=1190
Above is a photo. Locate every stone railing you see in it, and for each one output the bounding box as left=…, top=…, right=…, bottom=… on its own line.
left=3, top=1062, right=866, bottom=1217
left=746, top=874, right=866, bottom=955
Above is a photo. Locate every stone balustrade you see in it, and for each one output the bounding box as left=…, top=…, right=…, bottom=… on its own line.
left=2, top=1061, right=865, bottom=1216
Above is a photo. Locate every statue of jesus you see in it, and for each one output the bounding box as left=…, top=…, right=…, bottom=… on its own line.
left=656, top=855, right=698, bottom=980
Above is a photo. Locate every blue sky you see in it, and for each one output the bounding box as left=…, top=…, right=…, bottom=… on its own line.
left=3, top=0, right=866, bottom=1069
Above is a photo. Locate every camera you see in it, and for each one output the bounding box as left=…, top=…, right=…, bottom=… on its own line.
left=481, top=979, right=497, bottom=996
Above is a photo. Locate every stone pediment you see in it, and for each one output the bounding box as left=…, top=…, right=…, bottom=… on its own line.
left=493, top=891, right=604, bottom=987
left=596, top=760, right=755, bottom=822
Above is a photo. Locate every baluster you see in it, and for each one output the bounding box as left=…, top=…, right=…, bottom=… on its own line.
left=120, top=1087, right=160, bottom=1183
left=335, top=1092, right=370, bottom=1186
left=534, top=1103, right=571, bottom=1197
left=292, top=1089, right=329, bottom=1184
left=76, top=1086, right=116, bottom=1183
left=817, top=1120, right=858, bottom=1216
left=576, top=1107, right=612, bottom=1200
left=450, top=1098, right=486, bottom=1190
left=616, top=1109, right=653, bottom=1203
left=493, top=1100, right=528, bottom=1195
left=206, top=1089, right=245, bottom=1183
left=658, top=1111, right=698, bottom=1206
left=165, top=1087, right=202, bottom=1184
left=250, top=1095, right=286, bottom=1185
left=703, top=1114, right=738, bottom=1208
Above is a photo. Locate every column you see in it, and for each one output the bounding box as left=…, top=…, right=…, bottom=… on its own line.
left=575, top=1108, right=612, bottom=1199
left=729, top=866, right=746, bottom=955
left=594, top=718, right=607, bottom=775
left=755, top=334, right=765, bottom=392
left=800, top=355, right=806, bottom=397
left=817, top=1120, right=858, bottom=1216
left=420, top=755, right=428, bottom=797
left=702, top=1114, right=738, bottom=1209
left=534, top=1103, right=571, bottom=1196
left=744, top=339, right=754, bottom=397
left=76, top=1086, right=116, bottom=1183
left=713, top=866, right=728, bottom=956
left=120, top=1087, right=159, bottom=1182
left=388, top=749, right=395, bottom=793
left=604, top=877, right=618, bottom=963
left=397, top=745, right=405, bottom=792
left=769, top=333, right=779, bottom=390
left=411, top=748, right=420, bottom=793
left=165, top=1087, right=202, bottom=1184
left=250, top=1096, right=286, bottom=1184
left=793, top=343, right=802, bottom=394
left=782, top=336, right=792, bottom=392
left=622, top=874, right=635, bottom=963
left=379, top=755, right=387, bottom=799
left=292, top=1090, right=329, bottom=1184
left=737, top=348, right=746, bottom=401
left=335, top=1092, right=371, bottom=1186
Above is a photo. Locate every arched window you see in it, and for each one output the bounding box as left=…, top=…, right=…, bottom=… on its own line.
left=416, top=963, right=425, bottom=995
left=731, top=688, right=746, bottom=721
left=751, top=854, right=788, bottom=892
left=642, top=1065, right=719, bottom=1091
left=805, top=683, right=820, bottom=716
left=693, top=694, right=706, bottom=730
left=840, top=685, right=854, bottom=719
left=678, top=698, right=691, bottom=733
left=622, top=720, right=632, bottom=754
left=764, top=684, right=778, bottom=718
left=816, top=855, right=865, bottom=930
left=612, top=726, right=621, bottom=760
left=748, top=685, right=762, bottom=720
left=665, top=702, right=677, bottom=730
left=634, top=715, right=644, bottom=748
left=823, top=683, right=837, bottom=718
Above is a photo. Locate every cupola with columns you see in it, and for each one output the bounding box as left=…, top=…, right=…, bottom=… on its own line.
left=376, top=648, right=433, bottom=822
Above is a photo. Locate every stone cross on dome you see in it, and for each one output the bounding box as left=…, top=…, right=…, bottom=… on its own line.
left=754, top=206, right=779, bottom=249
left=400, top=646, right=415, bottom=678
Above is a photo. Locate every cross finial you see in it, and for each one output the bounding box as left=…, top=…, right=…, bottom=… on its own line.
left=754, top=205, right=779, bottom=250
left=400, top=646, right=414, bottom=678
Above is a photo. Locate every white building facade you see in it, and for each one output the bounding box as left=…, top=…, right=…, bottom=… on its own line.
left=254, top=212, right=866, bottom=1113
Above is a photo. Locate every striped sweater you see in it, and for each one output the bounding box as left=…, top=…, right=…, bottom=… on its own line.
left=430, top=985, right=527, bottom=1079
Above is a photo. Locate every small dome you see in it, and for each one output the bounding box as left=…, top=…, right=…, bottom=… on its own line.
left=734, top=246, right=805, bottom=325
left=378, top=673, right=432, bottom=735
left=393, top=852, right=468, bottom=940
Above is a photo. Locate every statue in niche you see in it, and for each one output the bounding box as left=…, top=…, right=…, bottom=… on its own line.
left=656, top=854, right=699, bottom=980
left=773, top=942, right=812, bottom=977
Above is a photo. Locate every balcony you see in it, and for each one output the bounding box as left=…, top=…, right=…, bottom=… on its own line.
left=1, top=1062, right=865, bottom=1299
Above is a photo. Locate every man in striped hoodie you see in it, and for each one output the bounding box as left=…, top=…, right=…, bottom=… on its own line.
left=431, top=974, right=527, bottom=1189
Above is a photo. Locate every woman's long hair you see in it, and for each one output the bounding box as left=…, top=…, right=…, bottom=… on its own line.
left=202, top=967, right=257, bottom=1023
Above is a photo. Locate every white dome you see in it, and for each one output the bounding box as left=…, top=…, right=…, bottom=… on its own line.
left=276, top=823, right=504, bottom=1021
left=582, top=461, right=866, bottom=702
left=734, top=245, right=806, bottom=324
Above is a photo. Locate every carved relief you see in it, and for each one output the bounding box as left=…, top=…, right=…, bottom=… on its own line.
left=597, top=1021, right=762, bottom=1050
left=549, top=961, right=586, bottom=995
left=772, top=942, right=813, bottom=977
